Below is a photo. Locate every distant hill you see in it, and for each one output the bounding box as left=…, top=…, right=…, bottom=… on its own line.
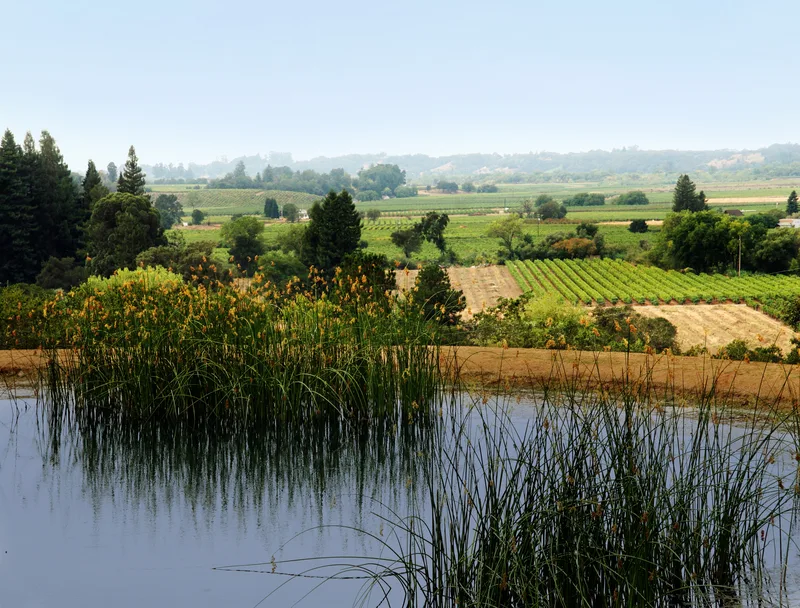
left=144, top=143, right=800, bottom=181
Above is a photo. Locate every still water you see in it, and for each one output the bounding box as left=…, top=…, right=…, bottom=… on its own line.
left=2, top=396, right=800, bottom=607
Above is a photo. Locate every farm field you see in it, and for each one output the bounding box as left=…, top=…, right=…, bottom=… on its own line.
left=396, top=265, right=522, bottom=319
left=507, top=258, right=800, bottom=305
left=173, top=215, right=660, bottom=264
left=635, top=304, right=798, bottom=354
left=147, top=186, right=320, bottom=217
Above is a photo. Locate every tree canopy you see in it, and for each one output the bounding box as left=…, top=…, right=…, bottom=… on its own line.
left=117, top=146, right=146, bottom=196
left=672, top=174, right=708, bottom=212
left=357, top=164, right=406, bottom=195
left=154, top=194, right=183, bottom=230
left=787, top=190, right=798, bottom=215
left=487, top=215, right=525, bottom=259
left=87, top=192, right=165, bottom=276
left=264, top=197, right=280, bottom=219
left=616, top=190, right=649, bottom=205
left=301, top=190, right=362, bottom=271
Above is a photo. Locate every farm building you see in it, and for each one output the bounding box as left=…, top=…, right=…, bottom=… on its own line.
left=778, top=218, right=800, bottom=228
left=724, top=209, right=743, bottom=217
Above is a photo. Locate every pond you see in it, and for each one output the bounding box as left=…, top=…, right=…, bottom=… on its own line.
left=2, top=395, right=800, bottom=607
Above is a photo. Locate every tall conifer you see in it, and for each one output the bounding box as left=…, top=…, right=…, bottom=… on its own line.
left=787, top=190, right=798, bottom=215
left=117, top=146, right=146, bottom=196
left=0, top=130, right=37, bottom=283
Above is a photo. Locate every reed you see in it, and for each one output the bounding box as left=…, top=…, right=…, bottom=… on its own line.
left=347, top=371, right=800, bottom=606
left=40, top=267, right=447, bottom=427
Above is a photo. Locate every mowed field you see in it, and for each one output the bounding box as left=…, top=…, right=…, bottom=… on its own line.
left=635, top=304, right=798, bottom=354
left=396, top=265, right=522, bottom=319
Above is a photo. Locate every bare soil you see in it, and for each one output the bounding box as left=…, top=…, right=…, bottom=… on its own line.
left=396, top=265, right=522, bottom=319
left=443, top=346, right=800, bottom=409
left=633, top=304, right=798, bottom=355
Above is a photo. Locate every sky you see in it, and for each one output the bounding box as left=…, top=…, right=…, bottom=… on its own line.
left=2, top=0, right=799, bottom=170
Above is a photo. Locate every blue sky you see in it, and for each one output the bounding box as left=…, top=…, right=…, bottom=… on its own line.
left=2, top=0, right=798, bottom=170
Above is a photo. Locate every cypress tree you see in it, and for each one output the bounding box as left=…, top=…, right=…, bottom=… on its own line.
left=787, top=190, right=798, bottom=215
left=0, top=130, right=37, bottom=283
left=117, top=146, right=146, bottom=196
left=264, top=197, right=280, bottom=218
left=301, top=190, right=362, bottom=272
left=672, top=174, right=707, bottom=212
left=107, top=161, right=118, bottom=185
left=35, top=131, right=82, bottom=262
left=83, top=160, right=102, bottom=204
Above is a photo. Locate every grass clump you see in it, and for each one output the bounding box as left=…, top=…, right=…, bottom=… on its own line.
left=40, top=266, right=446, bottom=427
left=356, top=388, right=800, bottom=606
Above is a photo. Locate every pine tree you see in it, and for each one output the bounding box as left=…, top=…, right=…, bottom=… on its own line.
left=35, top=131, right=83, bottom=263
left=83, top=160, right=102, bottom=204
left=302, top=190, right=362, bottom=272
left=672, top=175, right=707, bottom=212
left=0, top=130, right=37, bottom=283
left=787, top=190, right=798, bottom=215
left=107, top=161, right=118, bottom=185
left=117, top=146, right=146, bottom=196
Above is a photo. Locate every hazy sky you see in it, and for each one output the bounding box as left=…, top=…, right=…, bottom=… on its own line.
left=2, top=0, right=798, bottom=170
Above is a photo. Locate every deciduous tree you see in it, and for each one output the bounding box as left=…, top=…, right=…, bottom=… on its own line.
left=154, top=194, right=183, bottom=229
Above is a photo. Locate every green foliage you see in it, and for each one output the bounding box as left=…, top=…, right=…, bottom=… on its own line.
left=461, top=182, right=475, bottom=192
left=418, top=212, right=450, bottom=252
left=302, top=190, right=362, bottom=272
left=651, top=210, right=734, bottom=272
left=256, top=250, right=306, bottom=286
left=476, top=183, right=498, bottom=193
left=534, top=194, right=556, bottom=207
left=394, top=185, right=418, bottom=198
left=191, top=209, right=206, bottom=225
left=436, top=180, right=458, bottom=193
left=36, top=257, right=89, bottom=290
left=537, top=200, right=567, bottom=220
left=564, top=192, right=605, bottom=206
left=154, top=193, right=183, bottom=229
left=629, top=219, right=649, bottom=233
left=615, top=190, right=650, bottom=205
left=787, top=190, right=798, bottom=215
left=366, top=209, right=382, bottom=222
left=575, top=222, right=599, bottom=238
left=263, top=197, right=280, bottom=218
left=117, top=145, right=146, bottom=196
left=0, top=283, right=54, bottom=348
left=357, top=164, right=405, bottom=195
left=211, top=164, right=354, bottom=195
left=106, top=161, right=118, bottom=184
left=672, top=174, right=708, bottom=212
left=275, top=223, right=308, bottom=259
left=136, top=239, right=232, bottom=286
left=221, top=216, right=265, bottom=274
left=0, top=130, right=37, bottom=283
left=391, top=228, right=423, bottom=258
left=412, top=264, right=466, bottom=325
left=487, top=215, right=524, bottom=258
left=82, top=160, right=105, bottom=208
left=87, top=192, right=166, bottom=277
left=715, top=339, right=783, bottom=363
left=520, top=199, right=535, bottom=218
left=356, top=190, right=380, bottom=202
left=282, top=202, right=300, bottom=222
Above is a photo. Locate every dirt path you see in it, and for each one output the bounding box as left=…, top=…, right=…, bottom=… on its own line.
left=634, top=304, right=798, bottom=355
left=395, top=265, right=522, bottom=319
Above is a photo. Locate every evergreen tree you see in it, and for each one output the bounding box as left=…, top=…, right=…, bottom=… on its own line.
left=672, top=175, right=708, bottom=212
left=87, top=192, right=165, bottom=276
left=301, top=190, right=362, bottom=272
left=83, top=161, right=102, bottom=204
left=34, top=131, right=83, bottom=263
left=106, top=161, right=118, bottom=185
left=0, top=130, right=37, bottom=283
left=788, top=190, right=799, bottom=215
left=117, top=146, right=146, bottom=196
left=263, top=197, right=280, bottom=218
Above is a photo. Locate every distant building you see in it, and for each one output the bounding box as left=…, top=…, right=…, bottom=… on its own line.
left=778, top=218, right=800, bottom=228
left=724, top=209, right=743, bottom=217
left=299, top=209, right=309, bottom=221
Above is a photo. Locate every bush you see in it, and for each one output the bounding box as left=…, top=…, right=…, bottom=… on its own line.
left=477, top=183, right=498, bottom=193
left=563, top=193, right=605, bottom=206
left=412, top=265, right=466, bottom=325
left=629, top=219, right=649, bottom=233
left=394, top=185, right=418, bottom=198
left=36, top=257, right=89, bottom=290
left=356, top=190, right=380, bottom=202
left=615, top=190, right=650, bottom=205
left=0, top=284, right=55, bottom=348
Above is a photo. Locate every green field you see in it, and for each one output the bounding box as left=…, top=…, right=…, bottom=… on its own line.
left=147, top=187, right=321, bottom=217
left=507, top=258, right=800, bottom=305
left=172, top=215, right=659, bottom=265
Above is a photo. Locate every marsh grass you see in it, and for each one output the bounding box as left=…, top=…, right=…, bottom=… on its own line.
left=38, top=268, right=448, bottom=427
left=274, top=353, right=800, bottom=607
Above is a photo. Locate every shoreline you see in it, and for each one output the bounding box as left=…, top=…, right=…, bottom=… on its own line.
left=4, top=348, right=799, bottom=410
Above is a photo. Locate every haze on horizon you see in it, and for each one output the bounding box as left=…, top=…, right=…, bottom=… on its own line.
left=2, top=0, right=799, bottom=170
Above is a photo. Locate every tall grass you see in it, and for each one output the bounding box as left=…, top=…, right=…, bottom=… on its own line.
left=40, top=267, right=447, bottom=427
left=343, top=374, right=800, bottom=606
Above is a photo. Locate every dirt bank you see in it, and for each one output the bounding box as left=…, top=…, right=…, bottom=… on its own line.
left=444, top=346, right=800, bottom=409
left=5, top=347, right=800, bottom=410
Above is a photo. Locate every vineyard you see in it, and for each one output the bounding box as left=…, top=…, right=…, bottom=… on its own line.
left=507, top=258, right=800, bottom=305
left=147, top=188, right=321, bottom=214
